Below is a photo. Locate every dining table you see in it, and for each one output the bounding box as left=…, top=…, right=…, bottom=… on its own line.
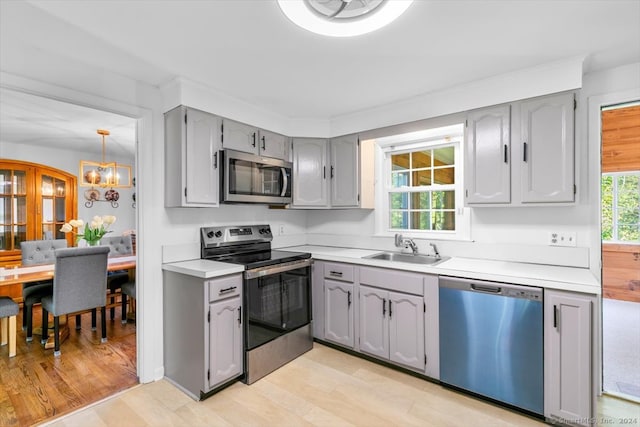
left=0, top=255, right=136, bottom=349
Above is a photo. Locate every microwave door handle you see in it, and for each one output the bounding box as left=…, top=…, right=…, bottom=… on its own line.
left=280, top=167, right=288, bottom=197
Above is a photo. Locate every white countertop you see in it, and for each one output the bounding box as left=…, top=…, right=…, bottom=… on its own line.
left=283, top=245, right=601, bottom=295
left=162, top=259, right=244, bottom=279
left=161, top=245, right=600, bottom=295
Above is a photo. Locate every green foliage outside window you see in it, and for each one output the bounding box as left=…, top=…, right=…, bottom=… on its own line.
left=601, top=173, right=640, bottom=242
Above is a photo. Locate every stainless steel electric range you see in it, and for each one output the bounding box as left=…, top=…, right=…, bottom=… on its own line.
left=200, top=224, right=313, bottom=384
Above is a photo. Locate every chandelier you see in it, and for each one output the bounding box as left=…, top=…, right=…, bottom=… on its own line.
left=79, top=129, right=132, bottom=208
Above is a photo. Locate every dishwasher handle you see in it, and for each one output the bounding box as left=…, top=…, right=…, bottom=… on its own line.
left=470, top=283, right=502, bottom=294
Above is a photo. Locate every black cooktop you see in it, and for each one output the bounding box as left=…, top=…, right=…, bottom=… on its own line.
left=207, top=249, right=311, bottom=270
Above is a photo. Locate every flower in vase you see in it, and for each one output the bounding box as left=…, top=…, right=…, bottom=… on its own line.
left=61, top=215, right=116, bottom=246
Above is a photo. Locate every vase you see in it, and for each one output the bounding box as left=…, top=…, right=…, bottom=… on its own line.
left=86, top=240, right=101, bottom=246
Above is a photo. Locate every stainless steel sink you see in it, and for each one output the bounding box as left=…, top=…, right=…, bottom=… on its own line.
left=364, top=251, right=450, bottom=265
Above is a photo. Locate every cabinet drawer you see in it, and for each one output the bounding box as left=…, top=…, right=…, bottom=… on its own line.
left=208, top=274, right=242, bottom=302
left=323, top=262, right=354, bottom=282
left=359, top=266, right=424, bottom=296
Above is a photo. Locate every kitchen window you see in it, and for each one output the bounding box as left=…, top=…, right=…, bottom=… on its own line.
left=373, top=123, right=470, bottom=240
left=601, top=171, right=640, bottom=242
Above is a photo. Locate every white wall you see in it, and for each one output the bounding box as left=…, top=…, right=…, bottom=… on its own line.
left=2, top=141, right=136, bottom=235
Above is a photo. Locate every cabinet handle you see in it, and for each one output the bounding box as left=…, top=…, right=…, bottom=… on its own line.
left=323, top=166, right=326, bottom=179
left=389, top=300, right=393, bottom=318
left=238, top=306, right=242, bottom=325
left=330, top=166, right=334, bottom=178
left=347, top=291, right=352, bottom=307
left=252, top=132, right=256, bottom=147
left=329, top=271, right=343, bottom=277
left=523, top=142, right=528, bottom=162
left=382, top=299, right=386, bottom=316
left=219, top=286, right=237, bottom=294
left=213, top=152, right=218, bottom=169
left=553, top=304, right=558, bottom=328
left=503, top=144, right=508, bottom=164
left=261, top=135, right=266, bottom=150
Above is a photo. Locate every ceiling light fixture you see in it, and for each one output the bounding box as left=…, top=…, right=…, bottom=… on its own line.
left=79, top=129, right=132, bottom=207
left=277, top=0, right=414, bottom=37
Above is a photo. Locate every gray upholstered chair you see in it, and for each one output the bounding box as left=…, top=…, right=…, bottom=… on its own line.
left=41, top=246, right=110, bottom=356
left=0, top=296, right=19, bottom=357
left=100, top=235, right=134, bottom=257
left=20, top=239, right=68, bottom=341
left=101, top=235, right=134, bottom=320
left=120, top=281, right=136, bottom=325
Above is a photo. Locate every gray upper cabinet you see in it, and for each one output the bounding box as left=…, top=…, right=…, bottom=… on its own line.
left=292, top=138, right=330, bottom=207
left=165, top=105, right=220, bottom=207
left=221, top=118, right=288, bottom=160
left=465, top=105, right=511, bottom=204
left=520, top=92, right=575, bottom=203
left=292, top=135, right=372, bottom=209
left=465, top=92, right=575, bottom=207
left=544, top=290, right=594, bottom=425
left=330, top=135, right=360, bottom=207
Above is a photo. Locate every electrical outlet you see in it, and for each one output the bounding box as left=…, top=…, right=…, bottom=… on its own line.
left=549, top=231, right=577, bottom=247
left=278, top=224, right=285, bottom=235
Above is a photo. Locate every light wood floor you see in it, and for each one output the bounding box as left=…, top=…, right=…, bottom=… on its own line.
left=0, top=306, right=137, bottom=426
left=43, top=343, right=548, bottom=427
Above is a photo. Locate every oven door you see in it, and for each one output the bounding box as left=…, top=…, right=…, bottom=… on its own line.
left=244, top=259, right=312, bottom=351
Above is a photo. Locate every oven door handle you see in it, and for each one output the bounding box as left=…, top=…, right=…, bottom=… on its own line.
left=245, top=258, right=312, bottom=279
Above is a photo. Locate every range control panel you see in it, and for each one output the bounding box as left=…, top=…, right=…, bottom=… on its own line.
left=200, top=224, right=273, bottom=248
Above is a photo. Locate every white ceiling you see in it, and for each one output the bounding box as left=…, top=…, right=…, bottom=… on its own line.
left=1, top=0, right=639, bottom=154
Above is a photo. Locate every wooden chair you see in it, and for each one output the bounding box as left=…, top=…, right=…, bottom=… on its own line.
left=0, top=296, right=19, bottom=357
left=20, top=239, right=68, bottom=341
left=41, top=246, right=109, bottom=356
left=120, top=281, right=136, bottom=325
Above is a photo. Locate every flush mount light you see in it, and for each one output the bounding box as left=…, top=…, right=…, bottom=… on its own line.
left=277, top=0, right=414, bottom=37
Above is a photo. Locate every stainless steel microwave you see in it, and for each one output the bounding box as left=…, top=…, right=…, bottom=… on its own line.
left=220, top=149, right=292, bottom=205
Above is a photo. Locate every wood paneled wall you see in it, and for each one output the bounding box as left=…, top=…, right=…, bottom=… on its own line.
left=601, top=104, right=640, bottom=173
left=602, top=243, right=640, bottom=302
left=601, top=104, right=640, bottom=302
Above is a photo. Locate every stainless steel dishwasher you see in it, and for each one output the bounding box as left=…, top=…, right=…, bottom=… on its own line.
left=439, top=276, right=544, bottom=416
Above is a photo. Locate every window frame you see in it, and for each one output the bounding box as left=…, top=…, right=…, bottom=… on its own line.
left=373, top=124, right=471, bottom=241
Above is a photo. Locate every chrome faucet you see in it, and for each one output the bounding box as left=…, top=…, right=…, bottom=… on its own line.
left=395, top=233, right=419, bottom=255
left=430, top=243, right=441, bottom=260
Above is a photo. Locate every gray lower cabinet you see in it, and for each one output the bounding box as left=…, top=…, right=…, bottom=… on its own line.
left=544, top=289, right=595, bottom=425
left=359, top=285, right=425, bottom=371
left=324, top=279, right=355, bottom=348
left=322, top=262, right=355, bottom=348
left=163, top=271, right=243, bottom=400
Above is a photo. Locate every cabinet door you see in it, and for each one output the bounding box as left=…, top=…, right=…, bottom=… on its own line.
left=186, top=108, right=220, bottom=206
left=324, top=279, right=354, bottom=348
left=359, top=286, right=388, bottom=359
left=330, top=135, right=359, bottom=207
left=208, top=297, right=243, bottom=389
left=222, top=119, right=259, bottom=155
left=544, top=290, right=593, bottom=425
left=465, top=105, right=511, bottom=204
left=388, top=291, right=425, bottom=371
left=292, top=138, right=329, bottom=207
left=520, top=93, right=574, bottom=203
left=259, top=129, right=288, bottom=160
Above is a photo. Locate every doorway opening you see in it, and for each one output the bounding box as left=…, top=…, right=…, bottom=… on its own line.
left=0, top=88, right=140, bottom=425
left=600, top=101, right=640, bottom=402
